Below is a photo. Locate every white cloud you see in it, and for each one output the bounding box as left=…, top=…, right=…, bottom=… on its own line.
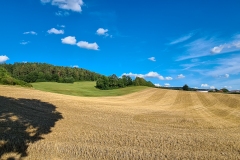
left=201, top=84, right=209, bottom=87
left=41, top=0, right=50, bottom=3
left=170, top=33, right=193, bottom=45
left=0, top=55, right=9, bottom=63
left=122, top=71, right=172, bottom=80
left=225, top=74, right=229, bottom=78
left=210, top=86, right=215, bottom=89
left=154, top=83, right=161, bottom=87
left=121, top=72, right=144, bottom=78
left=224, top=86, right=232, bottom=89
left=20, top=41, right=30, bottom=45
left=77, top=41, right=99, bottom=50
left=60, top=25, right=65, bottom=28
left=48, top=28, right=64, bottom=34
left=42, top=0, right=84, bottom=12
left=96, top=28, right=109, bottom=36
left=55, top=11, right=70, bottom=16
left=165, top=77, right=173, bottom=80
left=233, top=41, right=240, bottom=48
left=177, top=38, right=216, bottom=61
left=61, top=36, right=76, bottom=45
left=145, top=71, right=164, bottom=80
left=23, top=31, right=37, bottom=35
left=177, top=74, right=185, bottom=79
left=204, top=55, right=240, bottom=77
left=148, top=57, right=156, bottom=62
left=211, top=45, right=224, bottom=53
left=72, top=65, right=79, bottom=68
left=164, top=83, right=170, bottom=87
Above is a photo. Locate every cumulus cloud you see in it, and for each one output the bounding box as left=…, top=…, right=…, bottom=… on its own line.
left=177, top=74, right=185, bottom=79
left=165, top=77, right=173, bottom=80
left=148, top=57, right=156, bottom=62
left=77, top=41, right=99, bottom=50
left=72, top=65, right=79, bottom=68
left=154, top=83, right=161, bottom=87
left=0, top=55, right=9, bottom=63
left=144, top=72, right=164, bottom=80
left=48, top=28, right=64, bottom=34
left=201, top=84, right=209, bottom=87
left=41, top=0, right=84, bottom=12
left=121, top=71, right=173, bottom=80
left=23, top=31, right=37, bottom=35
left=61, top=36, right=76, bottom=45
left=164, top=83, right=170, bottom=87
left=210, top=86, right=215, bottom=89
left=224, top=86, right=232, bottom=89
left=96, top=28, right=109, bottom=36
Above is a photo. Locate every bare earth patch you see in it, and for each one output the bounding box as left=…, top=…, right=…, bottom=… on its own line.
left=1, top=85, right=240, bottom=159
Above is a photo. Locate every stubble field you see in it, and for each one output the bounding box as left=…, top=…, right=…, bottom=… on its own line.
left=1, top=85, right=240, bottom=159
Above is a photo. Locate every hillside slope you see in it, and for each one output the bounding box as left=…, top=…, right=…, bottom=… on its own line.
left=1, top=85, right=240, bottom=159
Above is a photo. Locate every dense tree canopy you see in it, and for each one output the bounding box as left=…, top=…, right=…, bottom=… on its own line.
left=96, top=75, right=154, bottom=90
left=182, top=84, right=189, bottom=91
left=0, top=67, right=32, bottom=87
left=0, top=63, right=102, bottom=83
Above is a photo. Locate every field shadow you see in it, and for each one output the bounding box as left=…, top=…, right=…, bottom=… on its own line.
left=0, top=96, right=63, bottom=159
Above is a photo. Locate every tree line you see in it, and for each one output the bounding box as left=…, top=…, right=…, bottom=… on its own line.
left=0, top=63, right=102, bottom=83
left=0, top=67, right=32, bottom=87
left=96, top=75, right=155, bottom=90
left=0, top=62, right=155, bottom=89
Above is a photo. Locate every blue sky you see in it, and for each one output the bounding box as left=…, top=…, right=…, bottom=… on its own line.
left=1, top=0, right=240, bottom=90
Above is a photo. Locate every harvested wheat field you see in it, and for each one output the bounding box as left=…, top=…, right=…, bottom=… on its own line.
left=1, top=85, right=240, bottom=159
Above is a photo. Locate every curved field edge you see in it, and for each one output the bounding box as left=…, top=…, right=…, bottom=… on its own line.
left=30, top=82, right=149, bottom=97
left=1, top=85, right=240, bottom=159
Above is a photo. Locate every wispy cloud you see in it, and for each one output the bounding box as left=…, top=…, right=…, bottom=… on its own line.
left=55, top=11, right=70, bottom=16
left=148, top=57, right=156, bottom=62
left=177, top=37, right=215, bottom=61
left=77, top=41, right=99, bottom=50
left=41, top=0, right=84, bottom=12
left=170, top=33, right=193, bottom=45
left=122, top=71, right=173, bottom=80
left=177, top=74, right=185, bottom=79
left=23, top=31, right=37, bottom=35
left=20, top=41, right=30, bottom=45
left=204, top=55, right=240, bottom=77
left=48, top=28, right=64, bottom=34
left=0, top=55, right=9, bottom=63
left=61, top=36, right=76, bottom=45
left=177, top=33, right=240, bottom=61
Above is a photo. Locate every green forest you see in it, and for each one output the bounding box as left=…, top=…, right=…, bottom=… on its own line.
left=0, top=63, right=102, bottom=83
left=0, top=63, right=155, bottom=90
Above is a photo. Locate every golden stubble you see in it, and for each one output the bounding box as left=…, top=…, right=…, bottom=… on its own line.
left=1, top=85, right=240, bottom=159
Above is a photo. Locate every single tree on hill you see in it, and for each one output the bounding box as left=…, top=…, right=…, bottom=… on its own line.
left=182, top=84, right=189, bottom=91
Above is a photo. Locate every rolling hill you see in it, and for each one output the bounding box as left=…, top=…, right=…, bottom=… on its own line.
left=1, top=85, right=240, bottom=159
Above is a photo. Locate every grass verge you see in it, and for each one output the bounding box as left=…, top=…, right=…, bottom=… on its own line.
left=31, top=81, right=148, bottom=97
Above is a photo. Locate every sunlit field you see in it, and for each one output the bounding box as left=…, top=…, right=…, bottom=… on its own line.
left=31, top=82, right=148, bottom=97
left=1, top=85, right=240, bottom=159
